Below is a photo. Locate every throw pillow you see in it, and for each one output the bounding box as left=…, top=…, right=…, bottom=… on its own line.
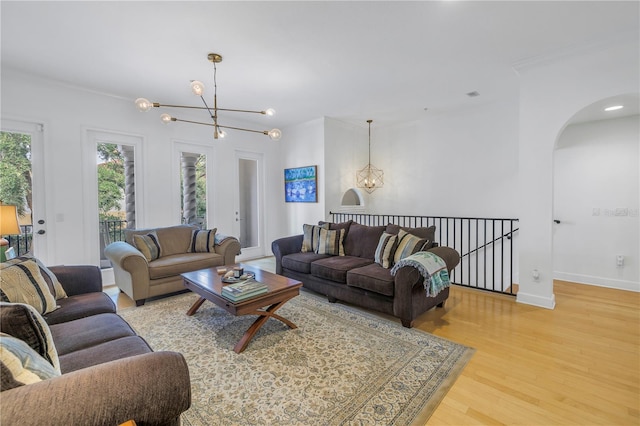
left=0, top=333, right=61, bottom=390
left=393, top=229, right=428, bottom=264
left=188, top=228, right=217, bottom=253
left=301, top=223, right=329, bottom=253
left=374, top=232, right=398, bottom=269
left=316, top=228, right=345, bottom=256
left=6, top=256, right=67, bottom=300
left=0, top=259, right=58, bottom=315
left=0, top=302, right=60, bottom=373
left=133, top=231, right=162, bottom=261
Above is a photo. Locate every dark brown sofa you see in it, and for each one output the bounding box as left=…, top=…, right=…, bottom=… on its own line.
left=272, top=221, right=460, bottom=328
left=1, top=265, right=191, bottom=426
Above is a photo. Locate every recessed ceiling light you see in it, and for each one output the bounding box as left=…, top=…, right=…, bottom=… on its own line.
left=604, top=105, right=624, bottom=111
left=466, top=91, right=480, bottom=97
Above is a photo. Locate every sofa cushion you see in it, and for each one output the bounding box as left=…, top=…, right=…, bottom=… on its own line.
left=0, top=258, right=58, bottom=314
left=133, top=231, right=162, bottom=261
left=147, top=252, right=224, bottom=280
left=347, top=263, right=395, bottom=297
left=49, top=313, right=138, bottom=356
left=281, top=252, right=331, bottom=274
left=343, top=223, right=386, bottom=259
left=0, top=302, right=60, bottom=372
left=374, top=232, right=397, bottom=269
left=310, top=256, right=373, bottom=284
left=317, top=228, right=345, bottom=256
left=301, top=223, right=329, bottom=253
left=394, top=230, right=428, bottom=263
left=319, top=220, right=353, bottom=239
left=386, top=224, right=436, bottom=250
left=126, top=225, right=196, bottom=257
left=58, top=335, right=152, bottom=374
left=188, top=228, right=217, bottom=253
left=0, top=333, right=60, bottom=389
left=44, top=292, right=116, bottom=325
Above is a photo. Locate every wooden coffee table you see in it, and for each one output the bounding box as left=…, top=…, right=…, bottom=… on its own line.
left=181, top=264, right=302, bottom=353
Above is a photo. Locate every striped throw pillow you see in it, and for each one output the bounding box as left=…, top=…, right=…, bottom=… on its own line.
left=301, top=223, right=329, bottom=253
left=0, top=260, right=58, bottom=314
left=4, top=256, right=67, bottom=300
left=0, top=333, right=60, bottom=390
left=189, top=228, right=217, bottom=253
left=0, top=302, right=60, bottom=373
left=393, top=230, right=427, bottom=264
left=375, top=232, right=398, bottom=268
left=133, top=231, right=162, bottom=261
left=316, top=228, right=345, bottom=256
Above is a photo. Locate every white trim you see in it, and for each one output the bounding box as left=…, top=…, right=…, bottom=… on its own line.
left=554, top=271, right=639, bottom=293
left=516, top=291, right=556, bottom=309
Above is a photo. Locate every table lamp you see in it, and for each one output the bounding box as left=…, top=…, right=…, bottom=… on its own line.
left=0, top=204, right=20, bottom=262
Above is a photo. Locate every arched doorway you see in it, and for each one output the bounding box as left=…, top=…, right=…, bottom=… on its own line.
left=552, top=93, right=639, bottom=292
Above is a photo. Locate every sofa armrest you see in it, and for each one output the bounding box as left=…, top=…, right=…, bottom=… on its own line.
left=271, top=235, right=303, bottom=274
left=0, top=351, right=191, bottom=426
left=104, top=241, right=150, bottom=301
left=427, top=246, right=461, bottom=273
left=48, top=265, right=103, bottom=296
left=214, top=235, right=241, bottom=265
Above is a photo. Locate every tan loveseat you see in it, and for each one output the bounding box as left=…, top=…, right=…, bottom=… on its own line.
left=105, top=225, right=240, bottom=306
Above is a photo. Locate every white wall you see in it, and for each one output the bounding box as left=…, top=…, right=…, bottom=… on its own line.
left=324, top=118, right=367, bottom=217
left=553, top=115, right=639, bottom=291
left=366, top=99, right=520, bottom=218
left=1, top=68, right=282, bottom=266
left=277, top=117, right=326, bottom=238
left=516, top=37, right=640, bottom=308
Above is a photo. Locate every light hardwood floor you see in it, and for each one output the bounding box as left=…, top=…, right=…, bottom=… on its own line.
left=106, top=259, right=639, bottom=425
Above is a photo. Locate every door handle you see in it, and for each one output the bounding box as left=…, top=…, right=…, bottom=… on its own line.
left=37, top=230, right=46, bottom=235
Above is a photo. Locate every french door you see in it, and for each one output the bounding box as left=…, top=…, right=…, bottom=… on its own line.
left=0, top=119, right=52, bottom=264
left=234, top=151, right=265, bottom=260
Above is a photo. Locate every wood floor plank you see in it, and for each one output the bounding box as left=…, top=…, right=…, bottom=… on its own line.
left=419, top=280, right=640, bottom=425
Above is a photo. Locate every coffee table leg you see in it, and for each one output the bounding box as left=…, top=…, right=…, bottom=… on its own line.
left=186, top=297, right=206, bottom=316
left=233, top=297, right=297, bottom=354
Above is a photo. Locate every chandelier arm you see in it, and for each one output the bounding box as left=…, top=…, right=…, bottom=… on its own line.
left=217, top=124, right=270, bottom=135
left=153, top=104, right=267, bottom=114
left=170, top=118, right=267, bottom=135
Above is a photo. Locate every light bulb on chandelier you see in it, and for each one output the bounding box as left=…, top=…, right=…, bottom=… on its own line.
left=135, top=53, right=281, bottom=141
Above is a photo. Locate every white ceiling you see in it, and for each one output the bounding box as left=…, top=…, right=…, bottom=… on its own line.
left=2, top=1, right=639, bottom=130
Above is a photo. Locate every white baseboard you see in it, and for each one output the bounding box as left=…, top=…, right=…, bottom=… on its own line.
left=554, top=271, right=639, bottom=292
left=517, top=291, right=556, bottom=309
left=101, top=268, right=115, bottom=287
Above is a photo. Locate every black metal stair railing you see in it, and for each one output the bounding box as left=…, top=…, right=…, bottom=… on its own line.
left=330, top=212, right=519, bottom=295
left=5, top=220, right=129, bottom=259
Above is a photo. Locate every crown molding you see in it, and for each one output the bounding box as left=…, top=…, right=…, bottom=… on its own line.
left=512, top=30, right=639, bottom=74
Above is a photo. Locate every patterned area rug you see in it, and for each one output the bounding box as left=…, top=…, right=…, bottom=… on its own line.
left=119, top=291, right=474, bottom=425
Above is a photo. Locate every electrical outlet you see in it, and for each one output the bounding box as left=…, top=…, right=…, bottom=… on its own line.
left=616, top=255, right=624, bottom=267
left=604, top=209, right=613, bottom=217
left=630, top=209, right=639, bottom=218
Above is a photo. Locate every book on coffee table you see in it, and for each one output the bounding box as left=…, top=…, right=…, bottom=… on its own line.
left=221, top=279, right=268, bottom=302
left=221, top=287, right=269, bottom=302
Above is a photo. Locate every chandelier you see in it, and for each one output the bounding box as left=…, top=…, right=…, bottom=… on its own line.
left=356, top=119, right=384, bottom=193
left=135, top=53, right=282, bottom=140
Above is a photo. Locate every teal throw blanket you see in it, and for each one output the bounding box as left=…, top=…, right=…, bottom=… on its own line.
left=391, top=251, right=450, bottom=297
